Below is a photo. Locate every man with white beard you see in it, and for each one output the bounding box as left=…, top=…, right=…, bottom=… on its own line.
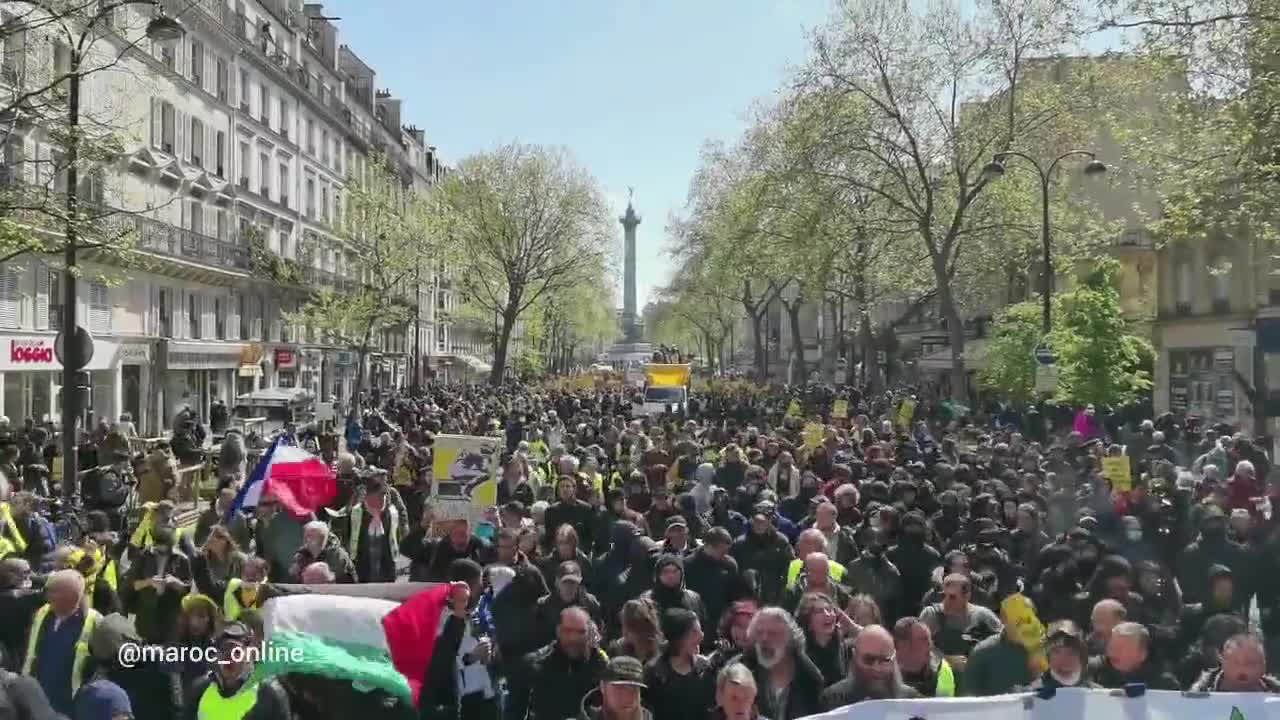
left=1029, top=620, right=1101, bottom=694
left=819, top=625, right=921, bottom=710
left=737, top=607, right=825, bottom=720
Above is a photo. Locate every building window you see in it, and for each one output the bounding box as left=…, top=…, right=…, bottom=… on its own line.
left=159, top=101, right=175, bottom=153
left=215, top=131, right=226, bottom=177
left=320, top=185, right=329, bottom=223
left=306, top=118, right=315, bottom=155
left=238, top=142, right=250, bottom=186
left=279, top=164, right=290, bottom=207
left=190, top=117, right=203, bottom=167
left=1211, top=256, right=1232, bottom=313
left=306, top=178, right=315, bottom=218
left=190, top=39, right=203, bottom=85
left=188, top=293, right=200, bottom=339
left=239, top=69, right=250, bottom=108
left=280, top=101, right=290, bottom=140
left=89, top=282, right=110, bottom=333
left=189, top=202, right=203, bottom=235
left=1175, top=258, right=1192, bottom=315
left=158, top=287, right=171, bottom=337
left=259, top=153, right=270, bottom=197
left=216, top=57, right=228, bottom=101
left=260, top=83, right=269, bottom=124
left=215, top=297, right=225, bottom=339
left=48, top=271, right=62, bottom=330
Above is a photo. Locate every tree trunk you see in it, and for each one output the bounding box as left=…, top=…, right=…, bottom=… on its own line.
left=784, top=299, right=808, bottom=384
left=750, top=312, right=767, bottom=381
left=938, top=277, right=967, bottom=401
left=490, top=306, right=518, bottom=385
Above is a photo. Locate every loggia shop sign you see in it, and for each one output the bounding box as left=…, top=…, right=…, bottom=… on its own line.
left=9, top=339, right=55, bottom=366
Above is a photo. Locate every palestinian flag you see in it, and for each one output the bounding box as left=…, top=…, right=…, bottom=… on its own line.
left=258, top=585, right=451, bottom=706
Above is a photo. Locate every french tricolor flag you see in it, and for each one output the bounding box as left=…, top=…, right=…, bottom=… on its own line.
left=225, top=438, right=337, bottom=521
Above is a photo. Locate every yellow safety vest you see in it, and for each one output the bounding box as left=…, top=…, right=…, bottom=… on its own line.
left=347, top=503, right=399, bottom=562
left=0, top=503, right=27, bottom=552
left=0, top=536, right=15, bottom=560
left=222, top=578, right=264, bottom=622
left=936, top=657, right=956, bottom=697
left=196, top=678, right=260, bottom=720
left=785, top=558, right=847, bottom=590
left=22, top=605, right=101, bottom=696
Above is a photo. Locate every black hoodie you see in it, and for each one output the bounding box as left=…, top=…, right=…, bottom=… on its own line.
left=641, top=554, right=708, bottom=627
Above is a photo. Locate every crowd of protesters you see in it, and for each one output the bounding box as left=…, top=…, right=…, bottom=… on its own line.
left=0, top=379, right=1278, bottom=720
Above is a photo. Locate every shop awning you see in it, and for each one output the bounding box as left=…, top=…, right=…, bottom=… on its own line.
left=917, top=338, right=993, bottom=372
left=460, top=355, right=492, bottom=374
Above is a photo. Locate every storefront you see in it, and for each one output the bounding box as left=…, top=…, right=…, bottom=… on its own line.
left=332, top=350, right=357, bottom=406
left=237, top=344, right=265, bottom=398
left=116, top=341, right=152, bottom=433
left=1167, top=347, right=1237, bottom=420
left=274, top=347, right=299, bottom=389
left=0, top=334, right=120, bottom=425
left=160, top=341, right=244, bottom=431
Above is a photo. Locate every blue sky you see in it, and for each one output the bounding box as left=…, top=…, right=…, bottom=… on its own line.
left=327, top=0, right=830, bottom=309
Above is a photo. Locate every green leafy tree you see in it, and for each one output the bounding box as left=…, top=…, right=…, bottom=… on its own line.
left=435, top=143, right=613, bottom=384
left=978, top=302, right=1043, bottom=405
left=1051, top=258, right=1153, bottom=407
left=288, top=155, right=438, bottom=399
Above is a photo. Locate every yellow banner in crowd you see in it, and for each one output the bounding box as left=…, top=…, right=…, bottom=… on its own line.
left=1101, top=455, right=1132, bottom=492
left=832, top=399, right=849, bottom=419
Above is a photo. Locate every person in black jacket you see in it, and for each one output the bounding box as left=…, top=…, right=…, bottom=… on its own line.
left=545, top=477, right=595, bottom=553
left=538, top=525, right=594, bottom=591
left=737, top=607, right=826, bottom=720
left=490, top=556, right=548, bottom=720
left=421, top=567, right=492, bottom=720
left=81, top=613, right=183, bottom=720
left=534, top=562, right=604, bottom=648
left=684, top=528, right=746, bottom=646
left=644, top=609, right=714, bottom=720
left=401, top=516, right=490, bottom=583
left=0, top=558, right=42, bottom=672
left=523, top=607, right=608, bottom=720
left=1088, top=622, right=1179, bottom=690
left=819, top=625, right=921, bottom=710
left=641, top=554, right=707, bottom=628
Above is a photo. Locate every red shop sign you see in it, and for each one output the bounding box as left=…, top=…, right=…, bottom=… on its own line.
left=275, top=349, right=296, bottom=369
left=10, top=340, right=55, bottom=365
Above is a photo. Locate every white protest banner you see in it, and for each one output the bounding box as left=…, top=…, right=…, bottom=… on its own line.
left=801, top=689, right=1280, bottom=720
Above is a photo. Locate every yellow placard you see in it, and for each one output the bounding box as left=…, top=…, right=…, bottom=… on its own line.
left=1000, top=593, right=1048, bottom=675
left=1102, top=456, right=1132, bottom=492
left=803, top=423, right=824, bottom=449
left=896, top=399, right=916, bottom=430
left=786, top=400, right=802, bottom=417
left=832, top=399, right=849, bottom=419
left=431, top=435, right=499, bottom=525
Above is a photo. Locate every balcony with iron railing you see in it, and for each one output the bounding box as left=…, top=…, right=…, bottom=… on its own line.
left=130, top=213, right=251, bottom=271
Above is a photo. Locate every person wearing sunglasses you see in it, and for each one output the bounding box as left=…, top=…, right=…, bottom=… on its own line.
left=819, top=624, right=921, bottom=710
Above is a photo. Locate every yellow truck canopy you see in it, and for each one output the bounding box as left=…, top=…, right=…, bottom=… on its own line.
left=645, top=363, right=691, bottom=387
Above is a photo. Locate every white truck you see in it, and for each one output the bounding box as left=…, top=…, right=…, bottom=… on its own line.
left=637, top=363, right=691, bottom=417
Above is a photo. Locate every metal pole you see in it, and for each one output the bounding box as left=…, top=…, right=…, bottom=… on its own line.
left=61, top=51, right=81, bottom=499
left=1041, top=173, right=1052, bottom=334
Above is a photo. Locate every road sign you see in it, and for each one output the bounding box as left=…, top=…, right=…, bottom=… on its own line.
left=54, top=326, right=93, bottom=371
left=1035, top=364, right=1059, bottom=393
left=1033, top=341, right=1056, bottom=366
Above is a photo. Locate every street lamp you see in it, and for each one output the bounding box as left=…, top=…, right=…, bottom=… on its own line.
left=981, top=149, right=1108, bottom=334
left=53, top=0, right=185, bottom=498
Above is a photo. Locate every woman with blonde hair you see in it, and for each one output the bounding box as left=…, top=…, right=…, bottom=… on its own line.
left=191, top=524, right=245, bottom=598
left=606, top=598, right=665, bottom=664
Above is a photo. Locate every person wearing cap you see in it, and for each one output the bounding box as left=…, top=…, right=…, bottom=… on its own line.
left=661, top=515, right=699, bottom=557
left=539, top=525, right=593, bottom=591
left=187, top=622, right=291, bottom=720
left=22, top=569, right=100, bottom=716
left=523, top=607, right=608, bottom=720
left=576, top=655, right=652, bottom=720
left=342, top=477, right=400, bottom=583
left=641, top=554, right=707, bottom=629
left=77, top=613, right=179, bottom=720
left=534, top=561, right=603, bottom=647
left=730, top=505, right=794, bottom=606
left=1028, top=620, right=1099, bottom=692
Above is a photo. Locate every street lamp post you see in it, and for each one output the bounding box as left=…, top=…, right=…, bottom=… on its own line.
left=43, top=1, right=183, bottom=498
left=982, top=150, right=1108, bottom=334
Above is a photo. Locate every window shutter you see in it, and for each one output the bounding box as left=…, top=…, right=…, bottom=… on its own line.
left=176, top=110, right=187, bottom=161
left=227, top=294, right=239, bottom=341
left=34, top=264, right=47, bottom=330
left=0, top=265, right=17, bottom=328
left=89, top=282, right=110, bottom=334
left=206, top=129, right=215, bottom=174
left=202, top=295, right=212, bottom=339
left=175, top=37, right=185, bottom=81
left=148, top=284, right=159, bottom=336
